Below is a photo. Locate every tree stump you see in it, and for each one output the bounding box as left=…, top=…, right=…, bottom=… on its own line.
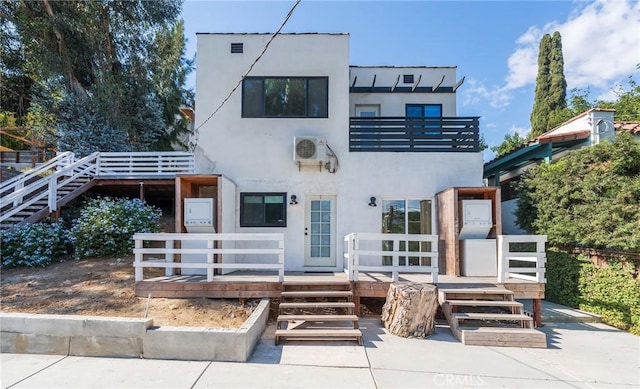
left=381, top=282, right=438, bottom=338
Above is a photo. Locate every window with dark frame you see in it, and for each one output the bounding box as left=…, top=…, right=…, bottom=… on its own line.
left=403, top=74, right=414, bottom=84
left=240, top=193, right=287, bottom=227
left=242, top=77, right=328, bottom=118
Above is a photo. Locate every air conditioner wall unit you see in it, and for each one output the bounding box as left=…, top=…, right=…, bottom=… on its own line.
left=293, top=136, right=327, bottom=163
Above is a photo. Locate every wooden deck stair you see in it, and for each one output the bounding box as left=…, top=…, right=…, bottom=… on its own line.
left=439, top=288, right=547, bottom=348
left=275, top=281, right=362, bottom=345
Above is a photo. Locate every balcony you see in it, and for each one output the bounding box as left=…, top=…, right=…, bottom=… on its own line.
left=349, top=116, right=480, bottom=152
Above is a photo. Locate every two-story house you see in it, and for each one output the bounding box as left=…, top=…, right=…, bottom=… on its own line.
left=192, top=33, right=483, bottom=273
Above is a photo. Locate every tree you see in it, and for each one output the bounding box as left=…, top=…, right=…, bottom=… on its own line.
left=515, top=134, right=640, bottom=251
left=490, top=132, right=529, bottom=158
left=530, top=32, right=567, bottom=138
left=1, top=1, right=192, bottom=155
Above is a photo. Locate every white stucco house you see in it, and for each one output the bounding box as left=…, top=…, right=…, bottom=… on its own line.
left=192, top=33, right=483, bottom=272
left=483, top=108, right=639, bottom=234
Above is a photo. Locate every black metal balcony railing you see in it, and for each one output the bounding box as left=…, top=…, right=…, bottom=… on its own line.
left=349, top=116, right=480, bottom=152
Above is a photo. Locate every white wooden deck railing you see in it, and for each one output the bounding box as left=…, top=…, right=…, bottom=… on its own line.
left=497, top=235, right=547, bottom=283
left=344, top=233, right=439, bottom=282
left=133, top=233, right=285, bottom=282
left=1, top=151, right=194, bottom=226
left=96, top=152, right=194, bottom=177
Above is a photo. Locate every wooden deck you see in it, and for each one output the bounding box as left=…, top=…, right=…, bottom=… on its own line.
left=135, top=271, right=544, bottom=300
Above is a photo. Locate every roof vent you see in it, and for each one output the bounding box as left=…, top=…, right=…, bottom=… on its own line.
left=403, top=74, right=414, bottom=84
left=230, top=42, right=243, bottom=54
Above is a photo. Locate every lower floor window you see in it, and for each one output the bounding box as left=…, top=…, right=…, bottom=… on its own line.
left=381, top=199, right=433, bottom=266
left=240, top=192, right=287, bottom=227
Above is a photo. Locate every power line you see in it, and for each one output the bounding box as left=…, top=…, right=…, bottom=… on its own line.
left=190, top=0, right=302, bottom=151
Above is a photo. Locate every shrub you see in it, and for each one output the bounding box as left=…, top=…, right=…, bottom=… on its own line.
left=0, top=222, right=70, bottom=267
left=578, top=258, right=640, bottom=335
left=70, top=197, right=161, bottom=258
left=545, top=249, right=640, bottom=335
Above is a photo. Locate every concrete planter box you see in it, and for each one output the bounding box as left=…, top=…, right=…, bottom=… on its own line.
left=1, top=298, right=269, bottom=362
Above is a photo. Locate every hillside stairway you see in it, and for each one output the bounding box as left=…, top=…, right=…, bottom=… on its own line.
left=439, top=288, right=547, bottom=348
left=275, top=281, right=362, bottom=345
left=1, top=151, right=194, bottom=230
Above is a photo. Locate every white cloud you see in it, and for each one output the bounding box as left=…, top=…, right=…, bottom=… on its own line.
left=508, top=125, right=530, bottom=137
left=470, top=0, right=640, bottom=110
left=506, top=0, right=640, bottom=91
left=462, top=78, right=513, bottom=109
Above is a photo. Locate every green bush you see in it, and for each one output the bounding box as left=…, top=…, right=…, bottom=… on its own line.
left=0, top=222, right=70, bottom=267
left=578, top=258, right=640, bottom=335
left=545, top=250, right=640, bottom=334
left=70, top=197, right=161, bottom=258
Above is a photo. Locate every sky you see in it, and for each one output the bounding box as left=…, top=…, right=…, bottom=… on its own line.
left=181, top=0, right=640, bottom=160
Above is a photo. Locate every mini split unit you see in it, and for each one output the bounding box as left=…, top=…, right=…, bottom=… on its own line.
left=293, top=136, right=327, bottom=163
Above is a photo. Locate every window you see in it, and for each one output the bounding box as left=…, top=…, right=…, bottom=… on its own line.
left=240, top=193, right=287, bottom=227
left=403, top=74, right=414, bottom=84
left=242, top=77, right=328, bottom=118
left=406, top=104, right=442, bottom=133
left=381, top=199, right=432, bottom=266
left=230, top=43, right=243, bottom=53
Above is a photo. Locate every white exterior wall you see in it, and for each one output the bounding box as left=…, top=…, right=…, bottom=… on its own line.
left=195, top=33, right=483, bottom=271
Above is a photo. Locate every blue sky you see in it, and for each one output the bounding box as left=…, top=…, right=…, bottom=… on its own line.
left=181, top=0, right=640, bottom=160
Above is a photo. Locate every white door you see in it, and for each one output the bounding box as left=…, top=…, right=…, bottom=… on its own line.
left=304, top=196, right=336, bottom=267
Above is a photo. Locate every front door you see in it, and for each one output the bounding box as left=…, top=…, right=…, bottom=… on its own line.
left=304, top=196, right=336, bottom=267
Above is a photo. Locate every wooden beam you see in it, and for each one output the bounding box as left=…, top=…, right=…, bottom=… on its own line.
left=432, top=75, right=445, bottom=91
left=390, top=75, right=400, bottom=92
left=533, top=298, right=542, bottom=327
left=453, top=76, right=465, bottom=92
left=411, top=74, right=422, bottom=92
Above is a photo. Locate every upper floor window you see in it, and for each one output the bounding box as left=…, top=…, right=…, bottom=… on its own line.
left=406, top=104, right=442, bottom=118
left=242, top=77, right=328, bottom=118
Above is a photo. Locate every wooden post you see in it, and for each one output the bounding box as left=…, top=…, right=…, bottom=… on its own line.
left=533, top=298, right=542, bottom=327
left=382, top=282, right=438, bottom=337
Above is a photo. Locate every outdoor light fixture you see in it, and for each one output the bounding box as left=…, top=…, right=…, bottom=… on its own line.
left=368, top=197, right=377, bottom=207
left=289, top=195, right=298, bottom=205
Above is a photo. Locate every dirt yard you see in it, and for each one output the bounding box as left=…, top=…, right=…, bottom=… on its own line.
left=0, top=256, right=257, bottom=328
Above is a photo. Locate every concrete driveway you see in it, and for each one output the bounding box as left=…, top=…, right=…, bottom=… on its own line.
left=3, top=316, right=639, bottom=388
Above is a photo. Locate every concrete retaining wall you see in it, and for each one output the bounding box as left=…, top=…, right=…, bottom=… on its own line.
left=1, top=298, right=270, bottom=362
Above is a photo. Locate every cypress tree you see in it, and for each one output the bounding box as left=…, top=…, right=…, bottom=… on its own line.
left=530, top=32, right=568, bottom=138
left=530, top=34, right=552, bottom=137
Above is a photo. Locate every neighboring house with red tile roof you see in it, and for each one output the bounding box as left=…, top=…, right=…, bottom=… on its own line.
left=483, top=108, right=639, bottom=234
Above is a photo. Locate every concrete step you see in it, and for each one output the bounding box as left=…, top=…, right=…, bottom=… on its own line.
left=275, top=329, right=363, bottom=345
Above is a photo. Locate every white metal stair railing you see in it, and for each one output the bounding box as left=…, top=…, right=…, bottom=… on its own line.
left=1, top=151, right=195, bottom=228
left=344, top=232, right=439, bottom=282
left=497, top=235, right=547, bottom=283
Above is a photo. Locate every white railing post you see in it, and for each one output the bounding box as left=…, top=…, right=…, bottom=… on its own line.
left=278, top=235, right=285, bottom=282
left=206, top=238, right=214, bottom=282
left=344, top=234, right=353, bottom=280
left=165, top=239, right=174, bottom=277
left=497, top=235, right=507, bottom=283
left=392, top=238, right=399, bottom=281
left=158, top=154, right=164, bottom=174
left=12, top=181, right=23, bottom=207
left=95, top=153, right=101, bottom=176
left=353, top=234, right=360, bottom=281
left=134, top=238, right=143, bottom=281
left=48, top=174, right=57, bottom=212
left=536, top=237, right=547, bottom=283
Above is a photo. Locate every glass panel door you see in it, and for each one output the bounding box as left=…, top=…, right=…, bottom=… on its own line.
left=305, top=196, right=336, bottom=267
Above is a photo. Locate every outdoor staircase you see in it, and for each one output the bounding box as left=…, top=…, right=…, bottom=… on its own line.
left=275, top=281, right=363, bottom=345
left=439, top=288, right=547, bottom=348
left=0, top=175, right=95, bottom=229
